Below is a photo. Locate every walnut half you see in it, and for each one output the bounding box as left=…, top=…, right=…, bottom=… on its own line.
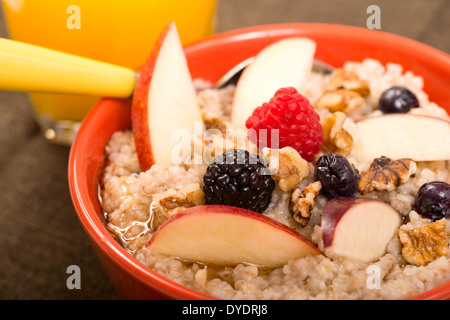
left=327, top=68, right=371, bottom=97
left=289, top=181, right=322, bottom=227
left=321, top=111, right=354, bottom=156
left=398, top=218, right=449, bottom=266
left=152, top=183, right=205, bottom=219
left=316, top=89, right=365, bottom=114
left=262, top=147, right=310, bottom=191
left=358, top=157, right=417, bottom=195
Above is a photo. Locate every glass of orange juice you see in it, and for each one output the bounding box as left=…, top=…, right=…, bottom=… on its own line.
left=1, top=0, right=217, bottom=145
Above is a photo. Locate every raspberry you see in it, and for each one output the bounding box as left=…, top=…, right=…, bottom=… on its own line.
left=245, top=87, right=323, bottom=161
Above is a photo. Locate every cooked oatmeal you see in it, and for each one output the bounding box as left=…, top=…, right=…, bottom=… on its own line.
left=100, top=58, right=450, bottom=300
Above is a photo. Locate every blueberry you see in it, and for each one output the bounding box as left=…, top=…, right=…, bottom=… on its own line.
left=379, top=86, right=419, bottom=114
left=314, top=153, right=360, bottom=199
left=416, top=181, right=450, bottom=221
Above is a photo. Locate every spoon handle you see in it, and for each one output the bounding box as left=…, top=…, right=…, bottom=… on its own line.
left=0, top=38, right=136, bottom=98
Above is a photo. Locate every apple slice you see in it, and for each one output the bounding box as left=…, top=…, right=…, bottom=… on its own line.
left=353, top=114, right=450, bottom=165
left=147, top=205, right=322, bottom=268
left=132, top=21, right=203, bottom=171
left=230, top=37, right=316, bottom=130
left=321, top=197, right=402, bottom=262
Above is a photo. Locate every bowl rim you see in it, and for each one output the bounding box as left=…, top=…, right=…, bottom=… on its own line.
left=69, top=22, right=450, bottom=300
left=193, top=22, right=450, bottom=56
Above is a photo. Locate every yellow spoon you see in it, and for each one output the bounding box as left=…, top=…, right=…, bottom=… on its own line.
left=0, top=37, right=137, bottom=98
left=0, top=37, right=335, bottom=98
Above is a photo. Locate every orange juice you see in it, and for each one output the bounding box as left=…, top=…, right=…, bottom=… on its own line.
left=2, top=0, right=217, bottom=144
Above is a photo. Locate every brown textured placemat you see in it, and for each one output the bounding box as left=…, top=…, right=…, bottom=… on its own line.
left=0, top=0, right=448, bottom=300
left=0, top=90, right=119, bottom=299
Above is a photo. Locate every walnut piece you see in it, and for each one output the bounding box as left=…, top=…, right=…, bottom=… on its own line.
left=316, top=89, right=365, bottom=114
left=398, top=218, right=449, bottom=266
left=201, top=110, right=230, bottom=134
left=289, top=181, right=322, bottom=227
left=358, top=157, right=417, bottom=195
left=262, top=147, right=310, bottom=191
left=321, top=111, right=354, bottom=156
left=152, top=183, right=205, bottom=219
left=328, top=68, right=371, bottom=97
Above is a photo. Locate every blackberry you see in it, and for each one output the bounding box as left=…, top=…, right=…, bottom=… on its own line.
left=202, top=149, right=275, bottom=213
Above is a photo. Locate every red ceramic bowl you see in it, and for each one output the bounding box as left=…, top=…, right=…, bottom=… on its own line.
left=69, top=23, right=450, bottom=300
